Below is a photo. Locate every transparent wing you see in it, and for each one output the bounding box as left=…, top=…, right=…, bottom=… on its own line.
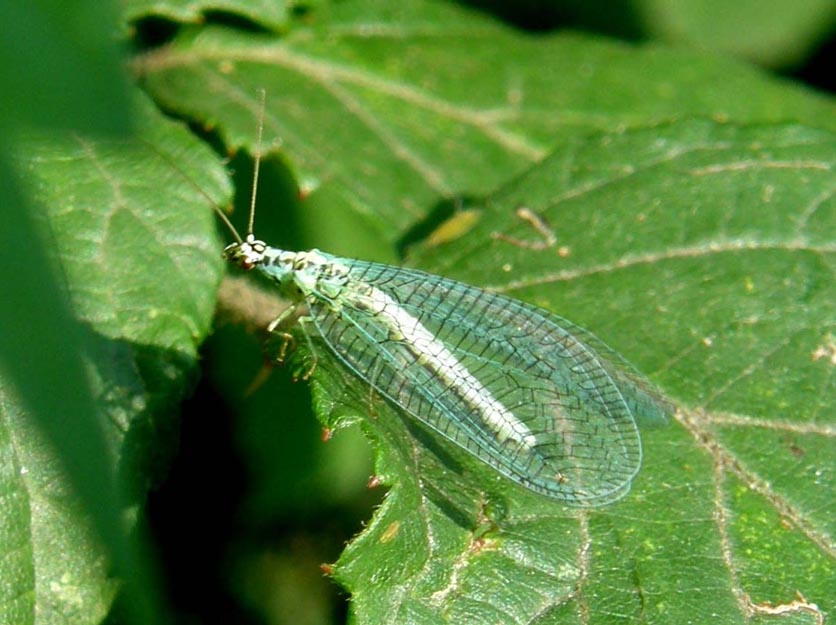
left=306, top=257, right=669, bottom=505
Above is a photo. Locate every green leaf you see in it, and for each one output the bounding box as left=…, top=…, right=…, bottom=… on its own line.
left=128, top=1, right=835, bottom=623
left=326, top=118, right=836, bottom=624
left=16, top=109, right=228, bottom=353
left=1, top=93, right=230, bottom=625
left=6, top=0, right=832, bottom=623
left=133, top=0, right=836, bottom=258
left=0, top=385, right=118, bottom=625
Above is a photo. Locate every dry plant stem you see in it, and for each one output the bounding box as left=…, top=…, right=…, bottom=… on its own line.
left=216, top=274, right=288, bottom=333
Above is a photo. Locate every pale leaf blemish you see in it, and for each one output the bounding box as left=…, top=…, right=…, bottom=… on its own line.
left=491, top=206, right=556, bottom=250
left=506, top=85, right=523, bottom=106
left=297, top=174, right=320, bottom=198
left=468, top=535, right=499, bottom=556
left=425, top=209, right=481, bottom=247
left=556, top=561, right=581, bottom=582
left=746, top=591, right=823, bottom=625
left=811, top=334, right=836, bottom=365
left=379, top=520, right=400, bottom=544
left=50, top=573, right=86, bottom=609
left=814, top=469, right=826, bottom=485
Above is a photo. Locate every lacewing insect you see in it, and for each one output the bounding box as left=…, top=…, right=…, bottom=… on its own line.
left=212, top=93, right=670, bottom=505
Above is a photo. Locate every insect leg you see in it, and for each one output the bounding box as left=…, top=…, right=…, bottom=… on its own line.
left=265, top=303, right=301, bottom=366
left=294, top=316, right=319, bottom=381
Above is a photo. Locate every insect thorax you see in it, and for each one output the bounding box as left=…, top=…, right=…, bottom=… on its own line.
left=258, top=247, right=352, bottom=304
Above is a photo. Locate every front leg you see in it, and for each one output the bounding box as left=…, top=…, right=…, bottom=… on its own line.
left=265, top=304, right=318, bottom=381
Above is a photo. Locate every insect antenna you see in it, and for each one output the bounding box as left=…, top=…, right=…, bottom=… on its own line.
left=245, top=88, right=267, bottom=241
left=141, top=88, right=271, bottom=245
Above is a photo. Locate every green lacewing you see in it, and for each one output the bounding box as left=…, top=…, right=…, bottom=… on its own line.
left=213, top=96, right=670, bottom=506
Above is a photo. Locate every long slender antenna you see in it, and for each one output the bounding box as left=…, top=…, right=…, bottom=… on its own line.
left=214, top=199, right=244, bottom=244
left=247, top=88, right=267, bottom=238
